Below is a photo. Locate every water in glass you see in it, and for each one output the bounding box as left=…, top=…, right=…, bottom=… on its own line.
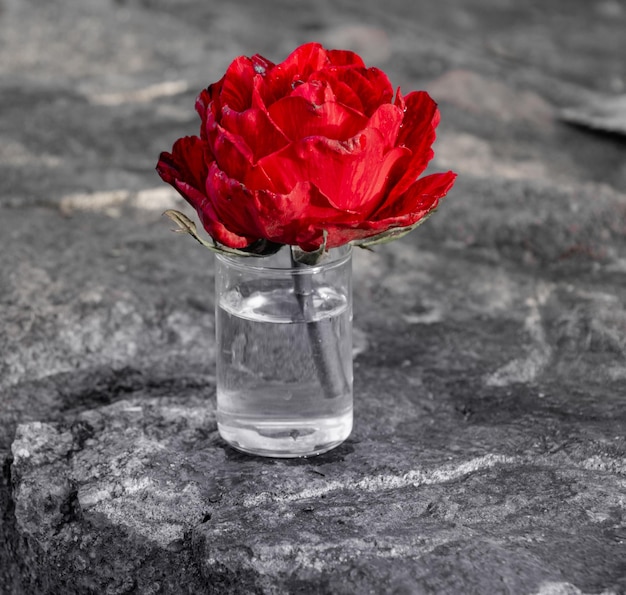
left=217, top=280, right=353, bottom=457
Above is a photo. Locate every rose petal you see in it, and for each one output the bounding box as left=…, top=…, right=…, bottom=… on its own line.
left=367, top=103, right=404, bottom=150
left=195, top=83, right=223, bottom=140
left=319, top=171, right=456, bottom=248
left=397, top=91, right=440, bottom=153
left=310, top=73, right=365, bottom=112
left=219, top=56, right=258, bottom=112
left=268, top=96, right=369, bottom=142
left=289, top=79, right=335, bottom=105
left=341, top=67, right=394, bottom=116
left=280, top=42, right=330, bottom=76
left=393, top=87, right=405, bottom=111
left=196, top=193, right=252, bottom=249
left=206, top=165, right=345, bottom=248
left=249, top=53, right=275, bottom=76
left=385, top=91, right=440, bottom=200
left=371, top=171, right=457, bottom=223
left=156, top=138, right=253, bottom=248
left=203, top=163, right=263, bottom=247
left=219, top=53, right=275, bottom=109
left=253, top=182, right=342, bottom=247
left=251, top=128, right=409, bottom=210
left=156, top=136, right=209, bottom=202
left=197, top=99, right=217, bottom=144
left=323, top=225, right=386, bottom=249
left=326, top=49, right=366, bottom=68
left=209, top=123, right=255, bottom=180
left=259, top=43, right=328, bottom=105
left=220, top=104, right=289, bottom=162
left=261, top=42, right=367, bottom=108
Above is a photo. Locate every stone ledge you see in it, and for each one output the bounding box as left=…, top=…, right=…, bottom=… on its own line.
left=4, top=390, right=625, bottom=594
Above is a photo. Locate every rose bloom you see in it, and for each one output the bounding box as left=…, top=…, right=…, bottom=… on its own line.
left=157, top=42, right=456, bottom=253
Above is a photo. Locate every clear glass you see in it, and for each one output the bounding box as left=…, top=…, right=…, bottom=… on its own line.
left=215, top=245, right=353, bottom=457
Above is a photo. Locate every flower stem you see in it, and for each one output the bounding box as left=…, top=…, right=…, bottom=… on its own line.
left=290, top=248, right=347, bottom=400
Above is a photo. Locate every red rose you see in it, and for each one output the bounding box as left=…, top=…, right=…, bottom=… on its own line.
left=157, top=42, right=456, bottom=254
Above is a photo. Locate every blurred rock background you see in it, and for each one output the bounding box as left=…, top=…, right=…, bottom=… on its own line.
left=1, top=0, right=625, bottom=593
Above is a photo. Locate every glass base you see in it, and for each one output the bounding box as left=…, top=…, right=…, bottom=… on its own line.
left=217, top=410, right=352, bottom=458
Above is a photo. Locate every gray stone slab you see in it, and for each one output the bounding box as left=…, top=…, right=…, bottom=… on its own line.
left=2, top=0, right=626, bottom=592
left=7, top=386, right=626, bottom=594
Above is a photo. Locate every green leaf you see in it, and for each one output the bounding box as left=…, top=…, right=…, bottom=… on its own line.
left=352, top=210, right=437, bottom=249
left=162, top=209, right=271, bottom=258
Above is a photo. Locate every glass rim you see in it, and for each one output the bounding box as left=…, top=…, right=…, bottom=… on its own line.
left=215, top=244, right=352, bottom=275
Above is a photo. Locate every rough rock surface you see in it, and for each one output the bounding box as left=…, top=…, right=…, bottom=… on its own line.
left=1, top=0, right=626, bottom=593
